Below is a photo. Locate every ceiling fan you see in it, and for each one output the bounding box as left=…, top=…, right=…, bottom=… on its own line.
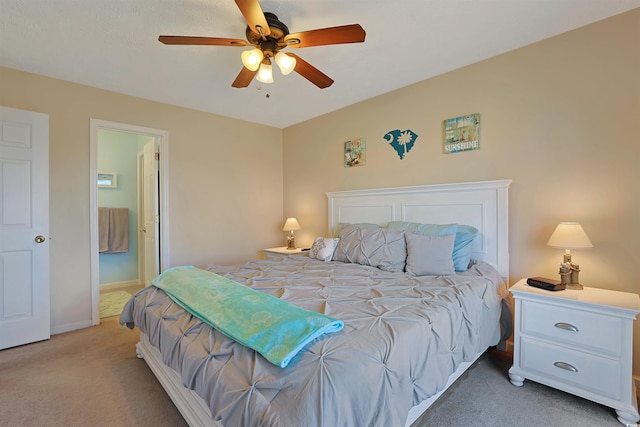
left=158, top=0, right=366, bottom=89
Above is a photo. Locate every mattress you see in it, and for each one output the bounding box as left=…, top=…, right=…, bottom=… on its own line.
left=121, top=255, right=509, bottom=426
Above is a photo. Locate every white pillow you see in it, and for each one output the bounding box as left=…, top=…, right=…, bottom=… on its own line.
left=310, top=237, right=339, bottom=262
left=405, top=232, right=456, bottom=276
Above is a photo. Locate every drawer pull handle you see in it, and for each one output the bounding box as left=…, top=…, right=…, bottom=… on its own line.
left=553, top=361, right=578, bottom=373
left=554, top=322, right=578, bottom=332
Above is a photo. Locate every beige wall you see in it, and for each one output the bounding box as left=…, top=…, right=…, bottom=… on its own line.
left=0, top=67, right=284, bottom=333
left=1, top=9, right=638, bottom=373
left=283, top=10, right=640, bottom=372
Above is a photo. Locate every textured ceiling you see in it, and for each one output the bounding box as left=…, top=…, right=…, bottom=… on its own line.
left=1, top=1, right=638, bottom=128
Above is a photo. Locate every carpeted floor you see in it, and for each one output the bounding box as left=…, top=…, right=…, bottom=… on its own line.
left=413, top=348, right=629, bottom=427
left=0, top=317, right=188, bottom=427
left=0, top=317, right=634, bottom=426
left=99, top=290, right=132, bottom=319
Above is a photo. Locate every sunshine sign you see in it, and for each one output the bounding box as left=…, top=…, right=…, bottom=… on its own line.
left=443, top=114, right=480, bottom=154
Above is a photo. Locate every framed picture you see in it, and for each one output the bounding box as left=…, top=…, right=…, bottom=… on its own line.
left=443, top=113, right=480, bottom=154
left=344, top=138, right=366, bottom=167
left=97, top=172, right=117, bottom=188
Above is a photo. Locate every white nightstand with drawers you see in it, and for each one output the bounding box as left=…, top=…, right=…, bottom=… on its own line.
left=508, top=279, right=640, bottom=426
left=262, top=247, right=305, bottom=260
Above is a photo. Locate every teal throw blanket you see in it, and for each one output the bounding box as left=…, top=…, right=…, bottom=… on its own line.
left=151, top=266, right=344, bottom=368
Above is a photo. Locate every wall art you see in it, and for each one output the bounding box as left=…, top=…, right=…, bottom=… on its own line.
left=344, top=138, right=366, bottom=167
left=443, top=113, right=480, bottom=154
left=384, top=129, right=418, bottom=160
left=97, top=171, right=117, bottom=188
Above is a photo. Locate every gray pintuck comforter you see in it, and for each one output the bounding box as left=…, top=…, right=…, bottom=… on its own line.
left=121, top=255, right=509, bottom=427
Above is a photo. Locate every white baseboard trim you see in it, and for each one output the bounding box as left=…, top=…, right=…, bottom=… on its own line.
left=100, top=279, right=141, bottom=291
left=51, top=320, right=93, bottom=335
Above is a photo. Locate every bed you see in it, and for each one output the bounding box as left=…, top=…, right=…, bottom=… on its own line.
left=120, top=179, right=512, bottom=426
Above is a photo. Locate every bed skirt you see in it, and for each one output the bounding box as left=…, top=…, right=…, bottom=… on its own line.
left=136, top=334, right=218, bottom=427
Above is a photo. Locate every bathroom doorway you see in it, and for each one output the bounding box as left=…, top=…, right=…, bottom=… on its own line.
left=89, top=119, right=169, bottom=324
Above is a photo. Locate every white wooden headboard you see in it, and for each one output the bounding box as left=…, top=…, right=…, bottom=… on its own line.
left=326, top=180, right=511, bottom=281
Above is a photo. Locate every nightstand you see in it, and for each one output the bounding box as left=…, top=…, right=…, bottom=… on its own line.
left=508, top=279, right=640, bottom=426
left=263, top=247, right=306, bottom=260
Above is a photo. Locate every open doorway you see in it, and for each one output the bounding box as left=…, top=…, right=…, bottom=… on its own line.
left=89, top=119, right=170, bottom=325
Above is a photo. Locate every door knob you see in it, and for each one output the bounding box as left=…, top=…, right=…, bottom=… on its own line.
left=35, top=235, right=46, bottom=243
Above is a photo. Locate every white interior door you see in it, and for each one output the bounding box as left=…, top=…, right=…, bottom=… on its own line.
left=142, top=140, right=159, bottom=284
left=0, top=106, right=50, bottom=350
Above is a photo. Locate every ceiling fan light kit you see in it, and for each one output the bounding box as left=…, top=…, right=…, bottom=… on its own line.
left=158, top=0, right=365, bottom=89
left=256, top=60, right=274, bottom=83
left=274, top=52, right=296, bottom=75
left=241, top=48, right=264, bottom=71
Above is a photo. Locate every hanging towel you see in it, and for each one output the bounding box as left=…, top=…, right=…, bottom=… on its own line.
left=98, top=207, right=110, bottom=253
left=107, top=208, right=130, bottom=253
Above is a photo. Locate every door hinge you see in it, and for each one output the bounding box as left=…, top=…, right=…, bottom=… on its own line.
left=155, top=152, right=160, bottom=160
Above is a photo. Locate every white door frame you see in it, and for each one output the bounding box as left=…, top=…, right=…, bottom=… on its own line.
left=140, top=139, right=160, bottom=286
left=136, top=150, right=146, bottom=285
left=89, top=119, right=170, bottom=325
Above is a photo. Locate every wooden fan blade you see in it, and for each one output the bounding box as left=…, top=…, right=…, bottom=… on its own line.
left=234, top=0, right=270, bottom=36
left=284, top=24, right=365, bottom=48
left=232, top=67, right=258, bottom=88
left=159, top=36, right=247, bottom=47
left=287, top=53, right=333, bottom=89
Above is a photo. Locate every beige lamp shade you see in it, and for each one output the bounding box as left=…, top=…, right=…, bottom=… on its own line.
left=547, top=222, right=593, bottom=248
left=282, top=217, right=301, bottom=232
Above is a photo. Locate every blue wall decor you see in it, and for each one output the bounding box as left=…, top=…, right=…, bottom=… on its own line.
left=384, top=129, right=418, bottom=160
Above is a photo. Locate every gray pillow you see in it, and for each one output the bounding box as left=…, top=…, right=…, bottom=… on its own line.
left=405, top=232, right=456, bottom=276
left=387, top=221, right=477, bottom=271
left=333, top=224, right=406, bottom=272
left=332, top=222, right=381, bottom=238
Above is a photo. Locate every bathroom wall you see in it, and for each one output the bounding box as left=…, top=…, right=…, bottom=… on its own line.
left=97, top=129, right=140, bottom=286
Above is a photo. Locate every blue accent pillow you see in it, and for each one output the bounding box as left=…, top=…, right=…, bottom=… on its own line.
left=386, top=221, right=478, bottom=271
left=452, top=225, right=479, bottom=272
left=387, top=221, right=458, bottom=236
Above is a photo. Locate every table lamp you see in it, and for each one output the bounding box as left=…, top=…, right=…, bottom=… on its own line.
left=546, top=222, right=593, bottom=290
left=283, top=217, right=301, bottom=250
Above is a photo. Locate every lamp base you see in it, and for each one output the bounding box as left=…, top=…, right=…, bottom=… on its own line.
left=286, top=234, right=296, bottom=250
left=558, top=260, right=583, bottom=290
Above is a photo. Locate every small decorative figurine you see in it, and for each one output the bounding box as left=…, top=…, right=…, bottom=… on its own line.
left=559, top=262, right=572, bottom=286
left=570, top=264, right=581, bottom=286
left=558, top=260, right=583, bottom=290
